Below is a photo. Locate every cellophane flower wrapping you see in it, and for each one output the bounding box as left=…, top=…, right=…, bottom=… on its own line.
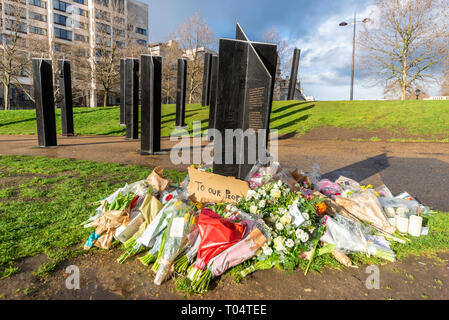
left=154, top=208, right=197, bottom=285
left=207, top=226, right=267, bottom=278
left=190, top=208, right=247, bottom=277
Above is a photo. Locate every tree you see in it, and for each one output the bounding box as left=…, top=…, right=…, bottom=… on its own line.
left=359, top=0, right=449, bottom=100
left=0, top=0, right=33, bottom=110
left=174, top=12, right=216, bottom=104
left=262, top=27, right=291, bottom=77
left=154, top=40, right=183, bottom=104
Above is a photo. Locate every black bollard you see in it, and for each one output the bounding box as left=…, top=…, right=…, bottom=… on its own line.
left=33, top=58, right=57, bottom=148
left=58, top=60, right=74, bottom=136
left=125, top=58, right=139, bottom=140
left=175, top=58, right=187, bottom=128
left=140, top=55, right=162, bottom=155
left=287, top=48, right=301, bottom=101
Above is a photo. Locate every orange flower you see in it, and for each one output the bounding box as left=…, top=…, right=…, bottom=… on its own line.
left=315, top=202, right=327, bottom=214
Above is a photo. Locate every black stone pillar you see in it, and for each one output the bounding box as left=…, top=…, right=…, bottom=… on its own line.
left=287, top=48, right=301, bottom=101
left=175, top=58, right=187, bottom=128
left=125, top=58, right=139, bottom=140
left=58, top=60, right=74, bottom=136
left=140, top=55, right=162, bottom=155
left=213, top=24, right=277, bottom=179
left=201, top=52, right=212, bottom=106
left=120, top=59, right=125, bottom=126
left=208, top=55, right=218, bottom=139
left=33, top=58, right=57, bottom=148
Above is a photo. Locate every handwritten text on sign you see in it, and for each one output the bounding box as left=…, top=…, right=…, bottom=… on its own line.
left=187, top=167, right=250, bottom=204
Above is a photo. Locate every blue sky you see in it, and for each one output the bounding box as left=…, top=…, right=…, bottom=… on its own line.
left=143, top=0, right=437, bottom=100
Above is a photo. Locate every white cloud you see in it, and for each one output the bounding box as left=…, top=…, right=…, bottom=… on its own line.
left=285, top=4, right=387, bottom=100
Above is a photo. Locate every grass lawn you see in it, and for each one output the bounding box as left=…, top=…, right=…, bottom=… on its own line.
left=1, top=100, right=449, bottom=140
left=1, top=155, right=449, bottom=281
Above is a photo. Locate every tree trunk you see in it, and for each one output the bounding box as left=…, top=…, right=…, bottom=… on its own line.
left=103, top=90, right=108, bottom=108
left=4, top=84, right=10, bottom=111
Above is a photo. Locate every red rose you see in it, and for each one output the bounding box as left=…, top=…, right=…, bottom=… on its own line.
left=166, top=194, right=173, bottom=201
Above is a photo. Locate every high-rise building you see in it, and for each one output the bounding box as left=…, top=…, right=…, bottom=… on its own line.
left=0, top=0, right=149, bottom=108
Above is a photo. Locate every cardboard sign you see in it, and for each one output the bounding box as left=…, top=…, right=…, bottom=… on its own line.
left=187, top=167, right=250, bottom=204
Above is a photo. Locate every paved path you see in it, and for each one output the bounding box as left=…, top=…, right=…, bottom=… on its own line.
left=1, top=134, right=449, bottom=211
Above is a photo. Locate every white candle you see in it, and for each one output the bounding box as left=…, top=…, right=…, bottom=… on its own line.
left=396, top=216, right=409, bottom=233
left=408, top=215, right=423, bottom=237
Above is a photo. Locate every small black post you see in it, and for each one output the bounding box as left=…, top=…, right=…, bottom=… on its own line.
left=208, top=55, right=218, bottom=140
left=175, top=58, right=187, bottom=128
left=125, top=58, right=139, bottom=140
left=140, top=55, right=162, bottom=155
left=201, top=52, right=212, bottom=106
left=58, top=60, right=74, bottom=136
left=119, top=59, right=125, bottom=126
left=287, top=48, right=301, bottom=101
left=33, top=58, right=57, bottom=148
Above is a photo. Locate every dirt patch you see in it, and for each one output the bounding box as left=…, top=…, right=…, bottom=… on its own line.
left=2, top=248, right=448, bottom=300
left=298, top=127, right=448, bottom=141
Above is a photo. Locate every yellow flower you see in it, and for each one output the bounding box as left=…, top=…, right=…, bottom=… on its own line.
left=270, top=188, right=281, bottom=199
left=280, top=214, right=291, bottom=225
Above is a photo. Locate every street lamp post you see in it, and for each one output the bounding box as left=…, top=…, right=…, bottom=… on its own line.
left=339, top=13, right=370, bottom=101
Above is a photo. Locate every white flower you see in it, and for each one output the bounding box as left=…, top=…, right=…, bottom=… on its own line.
left=295, top=228, right=305, bottom=238
left=279, top=207, right=288, bottom=216
left=277, top=180, right=282, bottom=187
left=258, top=200, right=266, bottom=208
left=270, top=188, right=281, bottom=199
left=300, top=233, right=309, bottom=242
left=263, top=246, right=273, bottom=256
left=225, top=204, right=232, bottom=211
left=249, top=205, right=258, bottom=214
left=302, top=212, right=309, bottom=220
left=303, top=220, right=311, bottom=227
left=280, top=214, right=292, bottom=225
left=273, top=236, right=285, bottom=251
left=246, top=190, right=257, bottom=200
left=285, top=239, right=294, bottom=248
left=276, top=222, right=284, bottom=231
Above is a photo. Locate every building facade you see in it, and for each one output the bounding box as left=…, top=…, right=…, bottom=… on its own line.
left=0, top=0, right=148, bottom=109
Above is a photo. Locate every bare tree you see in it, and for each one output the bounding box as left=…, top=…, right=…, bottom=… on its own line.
left=0, top=0, right=33, bottom=110
left=154, top=40, right=183, bottom=104
left=359, top=0, right=449, bottom=100
left=263, top=27, right=291, bottom=77
left=174, top=12, right=216, bottom=104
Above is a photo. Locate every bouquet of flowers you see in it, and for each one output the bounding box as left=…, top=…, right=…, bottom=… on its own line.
left=154, top=210, right=198, bottom=285
left=239, top=181, right=326, bottom=276
left=187, top=208, right=247, bottom=283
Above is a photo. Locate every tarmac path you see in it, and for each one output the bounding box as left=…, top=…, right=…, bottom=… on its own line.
left=1, top=134, right=449, bottom=211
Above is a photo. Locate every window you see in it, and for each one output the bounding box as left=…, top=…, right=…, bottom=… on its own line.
left=135, top=27, right=147, bottom=36
left=116, top=40, right=123, bottom=47
left=136, top=39, right=147, bottom=46
left=74, top=33, right=88, bottom=42
left=95, top=9, right=110, bottom=21
left=73, top=7, right=88, bottom=17
left=95, top=0, right=109, bottom=7
left=29, top=0, right=47, bottom=9
left=113, top=28, right=124, bottom=37
left=74, top=20, right=87, bottom=29
left=54, top=13, right=69, bottom=26
left=73, top=0, right=85, bottom=4
left=5, top=20, right=27, bottom=33
left=29, top=25, right=47, bottom=35
left=96, top=22, right=111, bottom=35
left=29, top=11, right=47, bottom=22
left=54, top=27, right=72, bottom=40
left=53, top=0, right=69, bottom=12
left=5, top=5, right=27, bottom=18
